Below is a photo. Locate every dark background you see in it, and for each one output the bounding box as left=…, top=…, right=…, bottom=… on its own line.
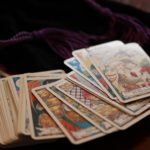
left=0, top=0, right=149, bottom=149
left=0, top=0, right=150, bottom=74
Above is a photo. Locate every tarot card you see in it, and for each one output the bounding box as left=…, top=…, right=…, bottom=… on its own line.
left=13, top=75, right=23, bottom=135
left=19, top=73, right=64, bottom=136
left=24, top=98, right=31, bottom=135
left=73, top=49, right=116, bottom=99
left=20, top=72, right=65, bottom=136
left=18, top=75, right=31, bottom=135
left=64, top=57, right=104, bottom=90
left=2, top=78, right=18, bottom=114
left=0, top=80, right=17, bottom=141
left=56, top=80, right=150, bottom=130
left=27, top=71, right=66, bottom=78
left=25, top=76, right=65, bottom=140
left=0, top=116, right=4, bottom=145
left=1, top=79, right=18, bottom=132
left=0, top=90, right=11, bottom=144
left=0, top=107, right=11, bottom=144
left=14, top=75, right=29, bottom=135
left=67, top=71, right=109, bottom=98
left=87, top=43, right=150, bottom=103
left=67, top=72, right=150, bottom=116
left=32, top=85, right=105, bottom=144
left=46, top=85, right=117, bottom=134
left=8, top=75, right=22, bottom=109
left=87, top=40, right=124, bottom=50
left=0, top=70, right=9, bottom=78
left=8, top=75, right=26, bottom=135
left=0, top=112, right=15, bottom=144
left=29, top=70, right=65, bottom=76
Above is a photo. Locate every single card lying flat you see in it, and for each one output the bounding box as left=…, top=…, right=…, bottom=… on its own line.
left=24, top=76, right=65, bottom=140
left=87, top=43, right=150, bottom=103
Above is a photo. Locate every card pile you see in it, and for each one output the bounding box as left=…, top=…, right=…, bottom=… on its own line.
left=0, top=41, right=150, bottom=146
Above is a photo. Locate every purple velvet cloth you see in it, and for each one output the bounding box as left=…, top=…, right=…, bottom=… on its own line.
left=0, top=0, right=149, bottom=59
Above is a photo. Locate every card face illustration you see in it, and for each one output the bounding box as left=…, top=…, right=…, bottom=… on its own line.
left=8, top=75, right=23, bottom=109
left=67, top=71, right=108, bottom=98
left=67, top=72, right=150, bottom=115
left=56, top=80, right=132, bottom=129
left=64, top=57, right=100, bottom=88
left=11, top=76, right=22, bottom=97
left=56, top=80, right=150, bottom=130
left=125, top=98, right=150, bottom=114
left=87, top=43, right=150, bottom=103
left=25, top=77, right=64, bottom=139
left=32, top=87, right=104, bottom=144
left=47, top=85, right=116, bottom=133
left=73, top=49, right=116, bottom=99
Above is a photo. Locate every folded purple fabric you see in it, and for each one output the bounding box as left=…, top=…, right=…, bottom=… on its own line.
left=0, top=0, right=149, bottom=59
left=0, top=0, right=150, bottom=58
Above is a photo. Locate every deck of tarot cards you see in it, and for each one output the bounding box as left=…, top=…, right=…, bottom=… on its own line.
left=0, top=41, right=149, bottom=146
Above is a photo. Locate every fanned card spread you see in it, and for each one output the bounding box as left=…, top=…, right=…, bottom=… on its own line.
left=0, top=41, right=149, bottom=146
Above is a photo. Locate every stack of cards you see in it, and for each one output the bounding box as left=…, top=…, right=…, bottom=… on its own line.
left=0, top=41, right=150, bottom=146
left=59, top=41, right=150, bottom=143
left=0, top=70, right=66, bottom=146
